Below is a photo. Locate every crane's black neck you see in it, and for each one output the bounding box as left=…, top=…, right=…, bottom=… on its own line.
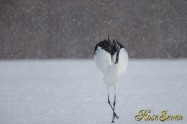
left=115, top=51, right=120, bottom=64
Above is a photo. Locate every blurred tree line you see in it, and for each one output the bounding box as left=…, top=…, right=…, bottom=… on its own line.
left=0, top=0, right=186, bottom=59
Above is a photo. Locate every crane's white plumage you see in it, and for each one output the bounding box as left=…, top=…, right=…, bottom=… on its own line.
left=118, top=48, right=128, bottom=73
left=94, top=46, right=112, bottom=73
left=104, top=49, right=128, bottom=85
left=94, top=40, right=128, bottom=91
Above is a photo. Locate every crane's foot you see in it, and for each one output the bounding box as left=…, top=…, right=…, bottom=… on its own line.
left=111, top=112, right=119, bottom=123
left=114, top=112, right=119, bottom=119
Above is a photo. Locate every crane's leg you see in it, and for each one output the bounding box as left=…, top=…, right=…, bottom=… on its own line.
left=112, top=95, right=119, bottom=122
left=108, top=94, right=119, bottom=123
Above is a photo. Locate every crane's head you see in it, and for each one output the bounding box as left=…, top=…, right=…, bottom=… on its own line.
left=113, top=40, right=120, bottom=53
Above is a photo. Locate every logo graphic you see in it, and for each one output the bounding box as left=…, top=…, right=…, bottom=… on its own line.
left=135, top=110, right=183, bottom=122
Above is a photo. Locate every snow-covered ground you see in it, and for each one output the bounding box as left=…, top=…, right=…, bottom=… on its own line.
left=0, top=59, right=187, bottom=124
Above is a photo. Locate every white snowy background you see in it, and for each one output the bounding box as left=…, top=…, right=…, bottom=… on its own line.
left=0, top=59, right=186, bottom=124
